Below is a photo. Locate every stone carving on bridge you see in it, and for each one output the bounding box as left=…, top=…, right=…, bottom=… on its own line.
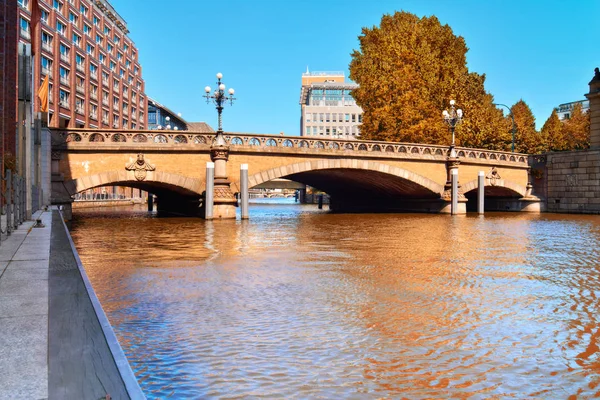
left=126, top=153, right=155, bottom=181
left=486, top=167, right=502, bottom=186
left=210, top=147, right=229, bottom=162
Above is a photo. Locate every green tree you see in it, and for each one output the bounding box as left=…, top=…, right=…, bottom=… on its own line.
left=540, top=109, right=566, bottom=151
left=563, top=103, right=590, bottom=150
left=349, top=11, right=508, bottom=149
left=510, top=100, right=542, bottom=154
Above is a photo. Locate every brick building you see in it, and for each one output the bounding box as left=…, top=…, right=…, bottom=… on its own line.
left=1, top=0, right=18, bottom=165
left=17, top=0, right=147, bottom=129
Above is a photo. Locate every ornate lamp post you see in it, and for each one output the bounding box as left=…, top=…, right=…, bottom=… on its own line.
left=202, top=72, right=237, bottom=219
left=442, top=100, right=465, bottom=213
left=204, top=72, right=236, bottom=146
left=442, top=99, right=463, bottom=158
left=493, top=103, right=515, bottom=152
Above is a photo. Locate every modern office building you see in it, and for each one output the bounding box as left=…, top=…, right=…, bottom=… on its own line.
left=147, top=97, right=187, bottom=130
left=17, top=0, right=147, bottom=129
left=299, top=70, right=363, bottom=138
left=147, top=97, right=215, bottom=132
left=555, top=99, right=590, bottom=121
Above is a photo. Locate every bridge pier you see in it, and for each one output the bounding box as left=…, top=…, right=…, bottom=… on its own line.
left=207, top=144, right=237, bottom=219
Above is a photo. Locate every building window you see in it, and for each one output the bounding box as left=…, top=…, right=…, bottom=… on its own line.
left=113, top=35, right=120, bottom=44
left=72, top=33, right=81, bottom=46
left=59, top=89, right=70, bottom=107
left=18, top=0, right=30, bottom=8
left=104, top=26, right=111, bottom=35
left=117, top=52, right=122, bottom=61
left=41, top=10, right=49, bottom=23
left=326, top=113, right=330, bottom=122
left=79, top=4, right=88, bottom=16
left=41, top=56, right=53, bottom=73
left=20, top=17, right=30, bottom=37
left=95, top=34, right=102, bottom=44
left=358, top=114, right=363, bottom=123
left=345, top=113, right=350, bottom=122
left=119, top=68, right=124, bottom=78
left=83, top=24, right=91, bottom=35
left=89, top=63, right=97, bottom=78
left=42, top=31, right=53, bottom=46
left=109, top=61, right=116, bottom=71
left=99, top=53, right=105, bottom=65
left=53, top=0, right=63, bottom=12
left=86, top=44, right=94, bottom=55
left=59, top=43, right=69, bottom=59
left=352, top=114, right=356, bottom=123
left=123, top=44, right=129, bottom=53
left=76, top=53, right=84, bottom=66
left=75, top=97, right=84, bottom=113
left=107, top=43, right=113, bottom=53
left=69, top=12, right=77, bottom=24
left=93, top=16, right=99, bottom=26
left=56, top=21, right=66, bottom=35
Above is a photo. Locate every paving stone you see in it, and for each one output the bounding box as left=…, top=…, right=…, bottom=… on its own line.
left=5, top=260, right=50, bottom=270
left=0, top=279, right=48, bottom=297
left=0, top=294, right=47, bottom=318
left=0, top=315, right=47, bottom=400
left=1, top=269, right=49, bottom=281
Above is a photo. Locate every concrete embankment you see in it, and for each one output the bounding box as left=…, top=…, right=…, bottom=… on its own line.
left=0, top=208, right=144, bottom=399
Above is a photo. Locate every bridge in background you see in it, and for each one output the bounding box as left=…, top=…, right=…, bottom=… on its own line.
left=50, top=129, right=541, bottom=218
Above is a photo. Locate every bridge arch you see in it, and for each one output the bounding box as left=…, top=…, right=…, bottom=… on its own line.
left=63, top=170, right=204, bottom=197
left=461, top=178, right=527, bottom=198
left=244, top=159, right=445, bottom=198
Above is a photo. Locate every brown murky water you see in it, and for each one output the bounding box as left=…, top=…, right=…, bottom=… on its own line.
left=70, top=201, right=600, bottom=399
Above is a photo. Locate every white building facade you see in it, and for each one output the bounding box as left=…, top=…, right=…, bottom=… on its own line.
left=299, top=71, right=363, bottom=139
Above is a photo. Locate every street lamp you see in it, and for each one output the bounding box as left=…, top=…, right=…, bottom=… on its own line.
left=493, top=103, right=515, bottom=153
left=442, top=99, right=463, bottom=158
left=204, top=72, right=236, bottom=145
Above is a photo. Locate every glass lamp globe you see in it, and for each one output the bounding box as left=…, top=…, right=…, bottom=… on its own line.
left=216, top=72, right=223, bottom=79
left=228, top=88, right=235, bottom=95
left=457, top=109, right=463, bottom=118
left=450, top=99, right=456, bottom=106
left=204, top=86, right=211, bottom=93
left=219, top=83, right=225, bottom=91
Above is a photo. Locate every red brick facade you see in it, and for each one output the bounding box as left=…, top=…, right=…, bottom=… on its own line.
left=17, top=0, right=147, bottom=129
left=1, top=0, right=18, bottom=168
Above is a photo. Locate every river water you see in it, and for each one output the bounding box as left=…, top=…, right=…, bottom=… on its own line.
left=70, top=201, right=600, bottom=399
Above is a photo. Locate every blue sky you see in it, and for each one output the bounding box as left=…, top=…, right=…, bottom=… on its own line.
left=112, top=0, right=599, bottom=134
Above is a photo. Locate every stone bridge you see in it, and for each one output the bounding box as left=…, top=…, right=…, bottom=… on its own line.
left=50, top=128, right=541, bottom=218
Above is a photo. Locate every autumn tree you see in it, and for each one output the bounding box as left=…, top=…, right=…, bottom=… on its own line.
left=563, top=103, right=590, bottom=150
left=510, top=100, right=543, bottom=154
left=349, top=11, right=509, bottom=149
left=540, top=109, right=566, bottom=152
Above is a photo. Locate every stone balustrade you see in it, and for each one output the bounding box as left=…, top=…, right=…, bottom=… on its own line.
left=50, top=128, right=528, bottom=165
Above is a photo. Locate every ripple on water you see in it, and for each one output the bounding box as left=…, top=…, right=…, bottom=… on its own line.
left=70, top=206, right=600, bottom=398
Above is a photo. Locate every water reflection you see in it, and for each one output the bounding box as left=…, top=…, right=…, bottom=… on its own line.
left=70, top=204, right=600, bottom=398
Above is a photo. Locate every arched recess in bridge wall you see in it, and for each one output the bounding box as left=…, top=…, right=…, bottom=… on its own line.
left=62, top=170, right=204, bottom=197
left=461, top=179, right=527, bottom=198
left=242, top=159, right=445, bottom=198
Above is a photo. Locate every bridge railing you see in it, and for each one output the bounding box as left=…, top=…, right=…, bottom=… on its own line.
left=50, top=128, right=528, bottom=164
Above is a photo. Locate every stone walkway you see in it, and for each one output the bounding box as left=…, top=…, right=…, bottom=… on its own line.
left=0, top=209, right=144, bottom=400
left=0, top=209, right=51, bottom=399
